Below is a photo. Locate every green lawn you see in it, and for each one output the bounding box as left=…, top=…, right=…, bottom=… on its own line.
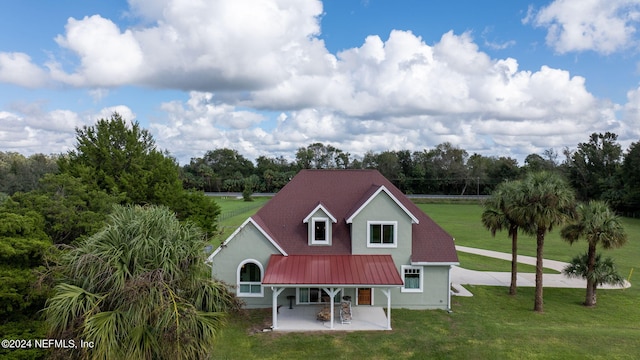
left=420, top=203, right=639, bottom=279
left=211, top=200, right=640, bottom=359
left=456, top=251, right=558, bottom=274
left=210, top=196, right=270, bottom=244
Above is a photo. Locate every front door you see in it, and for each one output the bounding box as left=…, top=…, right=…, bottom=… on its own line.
left=357, top=288, right=372, bottom=305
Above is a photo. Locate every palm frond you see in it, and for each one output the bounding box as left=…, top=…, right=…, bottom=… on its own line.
left=561, top=200, right=627, bottom=251
left=44, top=205, right=239, bottom=359
left=44, top=283, right=102, bottom=336
left=563, top=252, right=625, bottom=286
left=83, top=310, right=127, bottom=359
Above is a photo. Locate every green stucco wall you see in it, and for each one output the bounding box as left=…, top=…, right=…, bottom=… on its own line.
left=349, top=190, right=413, bottom=266
left=373, top=266, right=451, bottom=310
left=210, top=220, right=283, bottom=308
left=349, top=191, right=451, bottom=310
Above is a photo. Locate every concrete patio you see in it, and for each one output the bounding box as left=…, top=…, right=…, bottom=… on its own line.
left=273, top=304, right=390, bottom=331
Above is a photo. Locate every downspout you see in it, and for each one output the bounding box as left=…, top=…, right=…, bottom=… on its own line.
left=447, top=265, right=452, bottom=313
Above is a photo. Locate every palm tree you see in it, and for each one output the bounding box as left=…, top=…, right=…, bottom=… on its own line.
left=44, top=205, right=241, bottom=360
left=563, top=252, right=626, bottom=305
left=560, top=201, right=627, bottom=306
left=514, top=171, right=576, bottom=312
left=482, top=180, right=528, bottom=295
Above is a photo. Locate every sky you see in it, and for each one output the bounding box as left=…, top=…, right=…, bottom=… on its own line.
left=2, top=0, right=640, bottom=165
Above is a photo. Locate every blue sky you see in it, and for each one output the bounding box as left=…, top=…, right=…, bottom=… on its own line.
left=1, top=0, right=640, bottom=164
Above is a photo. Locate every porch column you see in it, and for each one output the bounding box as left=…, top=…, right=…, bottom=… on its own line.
left=271, top=287, right=285, bottom=330
left=381, top=288, right=392, bottom=330
left=322, top=287, right=341, bottom=330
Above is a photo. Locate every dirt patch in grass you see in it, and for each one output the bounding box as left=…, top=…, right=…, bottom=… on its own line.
left=240, top=308, right=273, bottom=335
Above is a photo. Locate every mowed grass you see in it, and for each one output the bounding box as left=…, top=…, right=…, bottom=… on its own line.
left=210, top=196, right=270, bottom=244
left=211, top=200, right=640, bottom=359
left=419, top=203, right=639, bottom=279
left=456, top=252, right=558, bottom=274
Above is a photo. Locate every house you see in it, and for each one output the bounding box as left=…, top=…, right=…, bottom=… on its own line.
left=206, top=169, right=459, bottom=330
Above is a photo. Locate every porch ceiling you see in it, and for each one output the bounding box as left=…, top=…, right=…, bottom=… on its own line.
left=262, top=254, right=404, bottom=287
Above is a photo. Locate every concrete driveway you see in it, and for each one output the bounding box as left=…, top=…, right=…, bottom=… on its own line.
left=451, top=245, right=631, bottom=297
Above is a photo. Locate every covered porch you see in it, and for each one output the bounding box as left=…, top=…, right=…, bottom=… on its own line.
left=262, top=254, right=404, bottom=331
left=273, top=304, right=390, bottom=331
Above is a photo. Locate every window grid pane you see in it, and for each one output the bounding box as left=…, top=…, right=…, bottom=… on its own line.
left=297, top=288, right=342, bottom=304
left=314, top=221, right=326, bottom=241
left=382, top=224, right=394, bottom=243
left=300, top=288, right=309, bottom=302
left=370, top=224, right=382, bottom=243
left=404, top=268, right=420, bottom=289
left=240, top=263, right=260, bottom=282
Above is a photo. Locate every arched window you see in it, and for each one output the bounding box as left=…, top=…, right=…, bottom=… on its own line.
left=237, top=260, right=263, bottom=297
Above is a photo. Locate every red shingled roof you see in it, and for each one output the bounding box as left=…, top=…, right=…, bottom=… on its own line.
left=252, top=169, right=458, bottom=263
left=262, top=254, right=404, bottom=286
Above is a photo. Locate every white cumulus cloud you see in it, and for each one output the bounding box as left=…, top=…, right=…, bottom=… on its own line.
left=526, top=0, right=640, bottom=54
left=0, top=52, right=48, bottom=88
left=50, top=15, right=145, bottom=86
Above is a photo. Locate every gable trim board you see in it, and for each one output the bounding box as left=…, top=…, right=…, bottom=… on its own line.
left=206, top=217, right=288, bottom=262
left=346, top=185, right=419, bottom=224
left=412, top=262, right=460, bottom=266
left=302, top=203, right=338, bottom=223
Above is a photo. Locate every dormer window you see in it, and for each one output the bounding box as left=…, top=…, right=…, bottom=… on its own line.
left=312, top=217, right=330, bottom=244
left=303, top=203, right=337, bottom=246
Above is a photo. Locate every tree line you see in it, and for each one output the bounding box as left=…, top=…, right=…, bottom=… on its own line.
left=180, top=132, right=640, bottom=215
left=4, top=131, right=640, bottom=215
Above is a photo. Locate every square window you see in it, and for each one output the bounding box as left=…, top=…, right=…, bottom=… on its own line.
left=402, top=266, right=422, bottom=292
left=368, top=222, right=397, bottom=247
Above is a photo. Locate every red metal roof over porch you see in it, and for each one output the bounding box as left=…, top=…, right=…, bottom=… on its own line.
left=262, top=254, right=404, bottom=286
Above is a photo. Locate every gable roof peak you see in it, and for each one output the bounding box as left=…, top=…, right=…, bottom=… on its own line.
left=206, top=216, right=288, bottom=262
left=302, top=202, right=338, bottom=223
left=345, top=184, right=419, bottom=224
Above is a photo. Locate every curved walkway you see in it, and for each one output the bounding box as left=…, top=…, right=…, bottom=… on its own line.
left=451, top=245, right=631, bottom=297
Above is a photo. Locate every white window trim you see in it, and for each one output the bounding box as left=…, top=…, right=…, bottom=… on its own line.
left=237, top=259, right=264, bottom=297
left=366, top=221, right=398, bottom=248
left=401, top=265, right=423, bottom=293
left=311, top=217, right=330, bottom=245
